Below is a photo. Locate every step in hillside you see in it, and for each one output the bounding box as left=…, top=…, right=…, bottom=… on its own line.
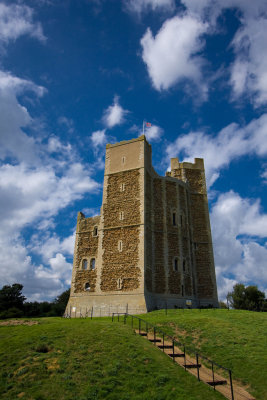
left=134, top=329, right=256, bottom=400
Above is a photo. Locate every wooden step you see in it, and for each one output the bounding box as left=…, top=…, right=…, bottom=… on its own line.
left=148, top=339, right=161, bottom=343
left=157, top=345, right=173, bottom=349
left=138, top=332, right=147, bottom=336
left=169, top=353, right=185, bottom=358
left=183, top=364, right=201, bottom=369
left=207, top=380, right=227, bottom=387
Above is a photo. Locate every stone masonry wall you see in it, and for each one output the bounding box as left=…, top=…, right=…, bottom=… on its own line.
left=101, top=226, right=140, bottom=291
left=153, top=179, right=165, bottom=293
left=103, top=169, right=140, bottom=228
left=101, top=169, right=141, bottom=292
left=73, top=215, right=100, bottom=293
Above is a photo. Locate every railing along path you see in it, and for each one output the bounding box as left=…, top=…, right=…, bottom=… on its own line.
left=112, top=313, right=256, bottom=400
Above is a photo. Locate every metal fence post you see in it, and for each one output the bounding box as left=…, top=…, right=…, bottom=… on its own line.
left=184, top=346, right=186, bottom=370
left=229, top=369, right=234, bottom=400
left=131, top=315, right=133, bottom=328
left=91, top=307, right=93, bottom=320
left=196, top=353, right=200, bottom=380
left=163, top=334, right=165, bottom=353
left=138, top=318, right=141, bottom=334
left=154, top=327, right=156, bottom=345
left=211, top=362, right=215, bottom=390
left=172, top=340, right=175, bottom=363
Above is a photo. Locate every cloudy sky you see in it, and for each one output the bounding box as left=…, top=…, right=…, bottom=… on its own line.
left=0, top=0, right=266, bottom=302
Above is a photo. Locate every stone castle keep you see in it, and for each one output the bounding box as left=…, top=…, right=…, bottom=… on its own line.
left=66, top=135, right=218, bottom=316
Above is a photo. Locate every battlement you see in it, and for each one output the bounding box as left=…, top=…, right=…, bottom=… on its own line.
left=170, top=157, right=204, bottom=171
left=106, top=135, right=150, bottom=149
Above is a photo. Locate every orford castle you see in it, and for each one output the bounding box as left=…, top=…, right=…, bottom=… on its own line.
left=66, top=135, right=218, bottom=316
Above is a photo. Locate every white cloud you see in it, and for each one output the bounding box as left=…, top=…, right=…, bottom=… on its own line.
left=211, top=191, right=267, bottom=300
left=181, top=0, right=267, bottom=106
left=58, top=116, right=75, bottom=134
left=230, top=16, right=267, bottom=106
left=0, top=69, right=99, bottom=301
left=125, top=0, right=175, bottom=14
left=0, top=3, right=45, bottom=44
left=90, top=129, right=107, bottom=147
left=144, top=124, right=163, bottom=141
left=140, top=15, right=208, bottom=93
left=102, top=96, right=127, bottom=128
left=166, top=114, right=267, bottom=187
left=30, top=232, right=75, bottom=263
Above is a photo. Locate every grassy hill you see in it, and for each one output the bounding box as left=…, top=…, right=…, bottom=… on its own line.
left=141, top=309, right=267, bottom=400
left=0, top=310, right=265, bottom=399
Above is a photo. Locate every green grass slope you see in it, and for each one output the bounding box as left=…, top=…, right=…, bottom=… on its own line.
left=141, top=309, right=267, bottom=400
left=0, top=317, right=223, bottom=400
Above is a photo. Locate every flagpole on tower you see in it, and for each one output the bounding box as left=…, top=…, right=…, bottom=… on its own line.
left=143, top=120, right=145, bottom=136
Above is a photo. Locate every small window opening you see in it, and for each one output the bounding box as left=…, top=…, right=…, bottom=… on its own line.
left=194, top=243, right=198, bottom=251
left=90, top=258, right=96, bottom=270
left=182, top=284, right=184, bottom=296
left=173, top=258, right=178, bottom=272
left=119, top=211, right=124, bottom=220
left=117, top=278, right=123, bottom=290
left=82, top=259, right=88, bottom=270
left=122, top=156, right=126, bottom=165
left=183, top=260, right=186, bottom=272
left=120, top=183, right=125, bottom=192
left=118, top=240, right=123, bottom=252
left=85, top=282, right=90, bottom=291
left=172, top=212, right=177, bottom=226
left=93, top=226, right=98, bottom=237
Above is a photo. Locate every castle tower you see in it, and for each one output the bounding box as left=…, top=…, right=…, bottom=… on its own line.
left=66, top=136, right=218, bottom=316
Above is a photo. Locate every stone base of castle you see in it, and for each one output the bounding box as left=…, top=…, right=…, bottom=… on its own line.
left=65, top=291, right=219, bottom=317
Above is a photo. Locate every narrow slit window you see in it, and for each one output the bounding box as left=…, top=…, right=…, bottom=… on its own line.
left=85, top=282, right=90, bottom=291
left=172, top=212, right=177, bottom=226
left=90, top=258, right=96, bottom=270
left=93, top=226, right=98, bottom=237
left=119, top=211, right=124, bottom=220
left=183, top=259, right=186, bottom=272
left=120, top=183, right=125, bottom=192
left=118, top=240, right=123, bottom=252
left=82, top=259, right=88, bottom=270
left=117, top=278, right=123, bottom=290
left=182, top=285, right=184, bottom=296
left=122, top=156, right=126, bottom=165
left=173, top=258, right=178, bottom=272
left=180, top=215, right=183, bottom=226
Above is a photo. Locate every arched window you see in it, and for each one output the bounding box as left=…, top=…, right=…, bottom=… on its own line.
left=82, top=259, right=88, bottom=270
left=93, top=226, right=98, bottom=237
left=118, top=240, right=123, bottom=252
left=173, top=257, right=178, bottom=272
left=85, top=282, right=90, bottom=291
left=90, top=258, right=96, bottom=270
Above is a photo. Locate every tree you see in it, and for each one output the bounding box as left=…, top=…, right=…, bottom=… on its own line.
left=227, top=283, right=266, bottom=311
left=51, top=288, right=70, bottom=316
left=0, top=283, right=26, bottom=312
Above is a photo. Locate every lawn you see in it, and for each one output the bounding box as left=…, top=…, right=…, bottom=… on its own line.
left=139, top=309, right=267, bottom=400
left=0, top=317, right=224, bottom=400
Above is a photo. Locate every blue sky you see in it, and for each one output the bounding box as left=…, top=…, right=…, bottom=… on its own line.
left=0, top=0, right=266, bottom=302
